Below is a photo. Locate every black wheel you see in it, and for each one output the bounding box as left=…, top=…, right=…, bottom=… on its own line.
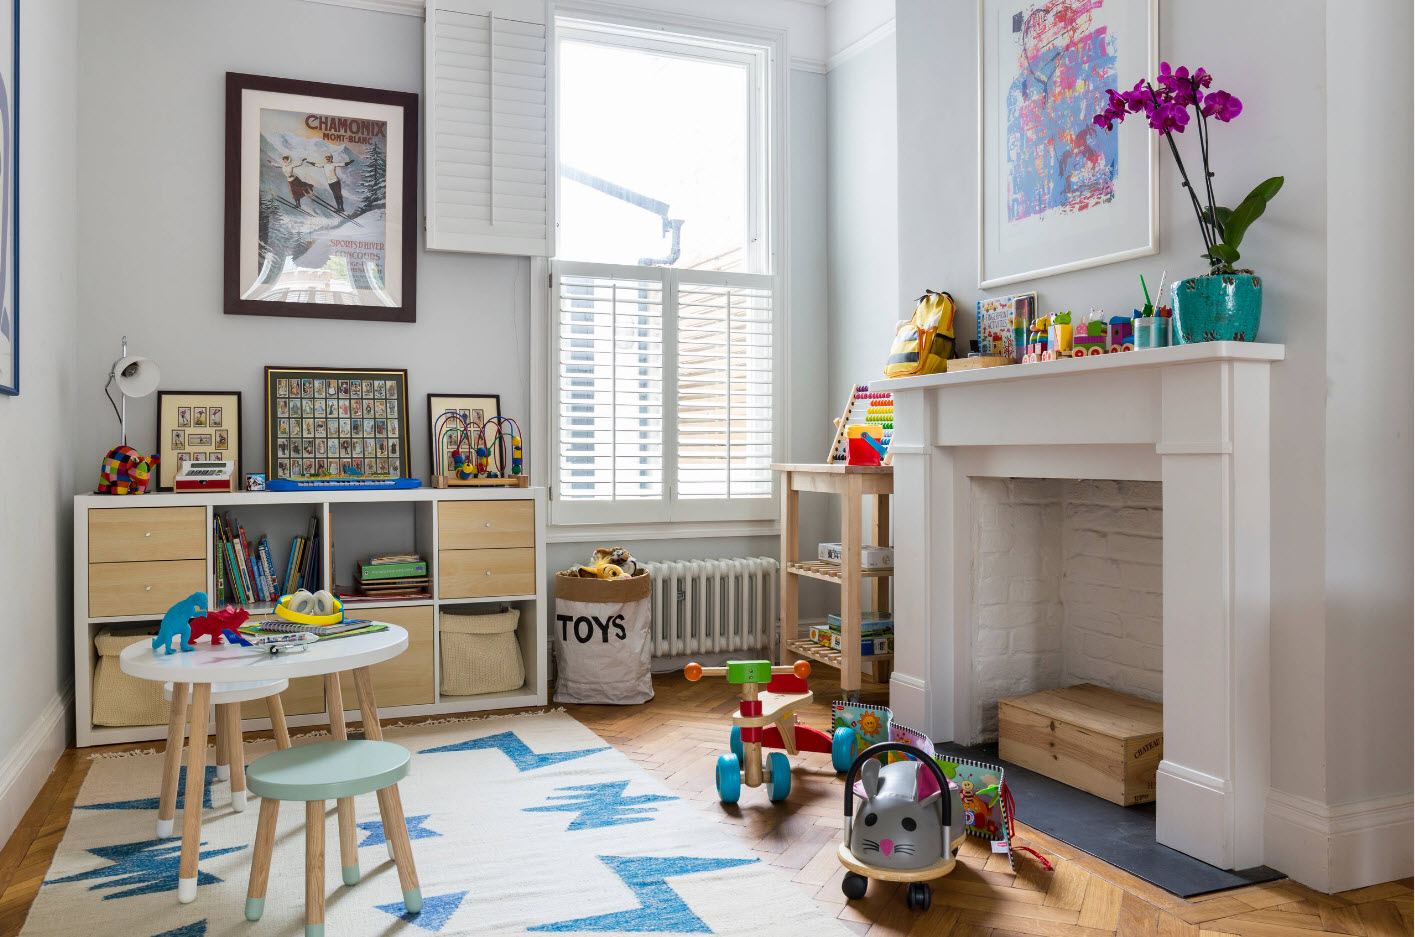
left=841, top=872, right=868, bottom=901
left=905, top=882, right=931, bottom=912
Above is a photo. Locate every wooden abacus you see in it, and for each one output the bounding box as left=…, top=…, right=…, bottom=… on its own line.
left=827, top=384, right=894, bottom=465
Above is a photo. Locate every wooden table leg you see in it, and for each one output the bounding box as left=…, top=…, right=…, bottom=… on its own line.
left=213, top=703, right=230, bottom=782
left=268, top=693, right=292, bottom=750
left=245, top=796, right=280, bottom=921
left=226, top=703, right=248, bottom=811
left=840, top=473, right=864, bottom=694
left=178, top=682, right=210, bottom=903
left=780, top=475, right=799, bottom=664
left=305, top=800, right=326, bottom=935
left=870, top=492, right=892, bottom=685
left=157, top=683, right=189, bottom=839
left=324, top=674, right=360, bottom=885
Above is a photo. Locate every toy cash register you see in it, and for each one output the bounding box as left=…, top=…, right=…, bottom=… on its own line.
left=175, top=459, right=235, bottom=492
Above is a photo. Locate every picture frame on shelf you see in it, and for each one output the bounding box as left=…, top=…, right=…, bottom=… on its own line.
left=978, top=0, right=1157, bottom=288
left=264, top=366, right=409, bottom=481
left=0, top=0, right=17, bottom=395
left=223, top=72, right=419, bottom=322
left=427, top=392, right=501, bottom=480
left=156, top=390, right=243, bottom=491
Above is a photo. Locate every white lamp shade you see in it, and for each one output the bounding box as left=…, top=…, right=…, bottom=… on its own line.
left=113, top=355, right=160, bottom=397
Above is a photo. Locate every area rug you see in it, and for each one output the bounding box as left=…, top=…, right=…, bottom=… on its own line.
left=21, top=711, right=853, bottom=937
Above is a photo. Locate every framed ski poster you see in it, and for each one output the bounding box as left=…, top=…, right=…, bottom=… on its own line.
left=223, top=72, right=418, bottom=322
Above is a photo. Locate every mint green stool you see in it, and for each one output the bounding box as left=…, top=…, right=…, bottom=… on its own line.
left=244, top=740, right=421, bottom=937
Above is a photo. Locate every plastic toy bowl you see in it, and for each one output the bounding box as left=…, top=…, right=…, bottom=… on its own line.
left=274, top=591, right=344, bottom=627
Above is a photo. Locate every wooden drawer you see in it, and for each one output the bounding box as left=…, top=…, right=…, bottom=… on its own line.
left=438, top=500, right=534, bottom=550
left=242, top=676, right=324, bottom=720
left=90, top=507, right=206, bottom=564
left=439, top=548, right=535, bottom=598
left=998, top=683, right=1163, bottom=806
left=88, top=560, right=207, bottom=618
left=340, top=605, right=435, bottom=708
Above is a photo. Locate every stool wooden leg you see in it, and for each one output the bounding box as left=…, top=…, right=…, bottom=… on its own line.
left=376, top=783, right=422, bottom=914
left=226, top=703, right=248, bottom=811
left=352, top=667, right=398, bottom=859
left=245, top=797, right=280, bottom=921
left=178, top=683, right=211, bottom=903
left=305, top=800, right=326, bottom=937
left=157, top=683, right=189, bottom=839
left=268, top=693, right=292, bottom=749
left=324, top=675, right=359, bottom=885
left=213, top=704, right=230, bottom=782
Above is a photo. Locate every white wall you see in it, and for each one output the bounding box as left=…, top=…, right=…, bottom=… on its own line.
left=882, top=0, right=1411, bottom=891
left=0, top=0, right=78, bottom=846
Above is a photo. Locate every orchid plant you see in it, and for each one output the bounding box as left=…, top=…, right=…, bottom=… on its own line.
left=1094, top=63, right=1282, bottom=276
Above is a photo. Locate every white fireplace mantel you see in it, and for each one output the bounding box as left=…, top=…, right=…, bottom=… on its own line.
left=877, top=342, right=1284, bottom=871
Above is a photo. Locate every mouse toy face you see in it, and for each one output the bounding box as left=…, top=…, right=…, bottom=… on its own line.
left=849, top=758, right=945, bottom=870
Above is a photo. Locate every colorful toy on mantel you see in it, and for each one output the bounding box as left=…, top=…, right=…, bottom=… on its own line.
left=1071, top=312, right=1108, bottom=356
left=685, top=659, right=848, bottom=803
left=152, top=592, right=208, bottom=655
left=98, top=445, right=158, bottom=494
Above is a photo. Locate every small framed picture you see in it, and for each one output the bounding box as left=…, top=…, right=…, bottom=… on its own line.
left=156, top=391, right=242, bottom=491
left=245, top=473, right=267, bottom=491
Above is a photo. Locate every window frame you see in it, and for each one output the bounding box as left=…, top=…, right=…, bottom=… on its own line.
left=543, top=8, right=786, bottom=531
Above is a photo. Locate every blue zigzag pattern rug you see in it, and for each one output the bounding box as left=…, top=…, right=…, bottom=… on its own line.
left=20, top=711, right=853, bottom=937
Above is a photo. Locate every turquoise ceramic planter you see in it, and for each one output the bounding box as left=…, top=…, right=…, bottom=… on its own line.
left=1170, top=274, right=1263, bottom=343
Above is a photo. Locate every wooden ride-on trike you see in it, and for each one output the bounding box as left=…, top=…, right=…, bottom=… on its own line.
left=685, top=659, right=854, bottom=803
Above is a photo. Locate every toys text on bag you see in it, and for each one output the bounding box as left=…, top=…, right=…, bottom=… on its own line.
left=684, top=659, right=855, bottom=803
left=884, top=290, right=957, bottom=378
left=840, top=742, right=956, bottom=912
left=152, top=592, right=208, bottom=655
left=98, top=445, right=158, bottom=495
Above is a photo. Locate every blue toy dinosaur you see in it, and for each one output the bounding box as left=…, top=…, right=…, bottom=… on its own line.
left=152, top=592, right=208, bottom=655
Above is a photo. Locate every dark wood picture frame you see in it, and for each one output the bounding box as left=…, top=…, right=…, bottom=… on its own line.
left=264, top=366, right=411, bottom=481
left=427, top=392, right=502, bottom=477
left=223, top=72, right=418, bottom=323
left=155, top=390, right=244, bottom=492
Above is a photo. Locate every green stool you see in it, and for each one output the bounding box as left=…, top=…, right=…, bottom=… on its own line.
left=244, top=740, right=421, bottom=937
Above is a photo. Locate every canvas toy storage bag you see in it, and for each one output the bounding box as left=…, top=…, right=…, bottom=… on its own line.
left=884, top=290, right=957, bottom=377
left=553, top=568, right=653, bottom=704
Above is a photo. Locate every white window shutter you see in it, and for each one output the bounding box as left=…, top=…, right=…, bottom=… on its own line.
left=425, top=0, right=554, bottom=256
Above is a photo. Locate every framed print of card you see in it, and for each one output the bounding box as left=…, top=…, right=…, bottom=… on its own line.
left=265, top=367, right=409, bottom=481
left=156, top=391, right=243, bottom=491
left=224, top=73, right=418, bottom=322
left=0, top=0, right=16, bottom=395
left=978, top=0, right=1157, bottom=288
left=427, top=393, right=501, bottom=479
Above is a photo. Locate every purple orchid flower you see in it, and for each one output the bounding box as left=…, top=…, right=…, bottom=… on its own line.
left=1149, top=100, right=1190, bottom=133
left=1201, top=89, right=1243, bottom=122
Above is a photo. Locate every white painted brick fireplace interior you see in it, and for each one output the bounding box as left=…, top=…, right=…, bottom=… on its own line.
left=970, top=478, right=1163, bottom=739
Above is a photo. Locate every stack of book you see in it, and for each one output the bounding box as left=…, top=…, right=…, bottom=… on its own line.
left=353, top=554, right=429, bottom=599
left=214, top=514, right=320, bottom=607
left=810, top=611, right=894, bottom=655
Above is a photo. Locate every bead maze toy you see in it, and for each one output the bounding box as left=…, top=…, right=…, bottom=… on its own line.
left=828, top=385, right=893, bottom=466
left=685, top=659, right=858, bottom=803
left=430, top=409, right=528, bottom=487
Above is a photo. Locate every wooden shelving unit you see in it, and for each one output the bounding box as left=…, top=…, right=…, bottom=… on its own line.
left=773, top=462, right=893, bottom=696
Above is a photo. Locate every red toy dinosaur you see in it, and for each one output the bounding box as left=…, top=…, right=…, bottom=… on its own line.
left=188, top=606, right=250, bottom=645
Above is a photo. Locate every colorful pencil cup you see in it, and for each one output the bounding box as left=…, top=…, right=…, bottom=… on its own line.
left=1134, top=317, right=1171, bottom=349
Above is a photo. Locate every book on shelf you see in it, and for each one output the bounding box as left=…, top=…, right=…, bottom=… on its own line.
left=359, top=559, right=426, bottom=580
left=212, top=512, right=323, bottom=609
left=369, top=553, right=420, bottom=565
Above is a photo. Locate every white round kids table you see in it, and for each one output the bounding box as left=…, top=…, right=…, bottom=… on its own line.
left=119, top=625, right=411, bottom=903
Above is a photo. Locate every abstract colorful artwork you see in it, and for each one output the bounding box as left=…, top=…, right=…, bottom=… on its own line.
left=980, top=0, right=1156, bottom=288
left=1005, top=1, right=1118, bottom=220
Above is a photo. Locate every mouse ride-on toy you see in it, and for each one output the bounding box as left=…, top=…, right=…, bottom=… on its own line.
left=685, top=659, right=858, bottom=802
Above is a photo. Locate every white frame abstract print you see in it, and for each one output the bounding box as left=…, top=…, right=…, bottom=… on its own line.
left=978, top=0, right=1157, bottom=289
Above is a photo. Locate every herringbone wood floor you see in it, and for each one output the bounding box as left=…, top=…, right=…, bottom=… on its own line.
left=1, top=673, right=1410, bottom=937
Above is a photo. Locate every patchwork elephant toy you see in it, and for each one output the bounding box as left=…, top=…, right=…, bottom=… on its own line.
left=98, top=445, right=158, bottom=494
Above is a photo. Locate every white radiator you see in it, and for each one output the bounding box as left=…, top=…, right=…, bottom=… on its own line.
left=641, top=558, right=779, bottom=656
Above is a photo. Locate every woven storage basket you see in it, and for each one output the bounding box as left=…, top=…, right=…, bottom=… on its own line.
left=92, top=625, right=169, bottom=726
left=440, top=606, right=525, bottom=695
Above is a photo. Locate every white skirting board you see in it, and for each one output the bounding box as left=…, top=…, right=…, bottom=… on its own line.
left=1265, top=788, right=1414, bottom=893
left=0, top=687, right=72, bottom=848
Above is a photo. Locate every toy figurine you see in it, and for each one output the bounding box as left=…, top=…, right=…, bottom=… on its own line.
left=152, top=592, right=208, bottom=655
left=1107, top=316, right=1135, bottom=353
left=188, top=605, right=250, bottom=645
left=98, top=446, right=158, bottom=495
left=1047, top=311, right=1074, bottom=357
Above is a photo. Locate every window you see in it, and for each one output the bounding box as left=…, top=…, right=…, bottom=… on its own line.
left=549, top=16, right=779, bottom=526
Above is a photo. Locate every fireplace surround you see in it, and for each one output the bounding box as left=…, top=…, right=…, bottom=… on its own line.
left=878, top=342, right=1283, bottom=870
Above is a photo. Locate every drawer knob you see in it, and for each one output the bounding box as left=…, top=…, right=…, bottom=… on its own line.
left=144, top=532, right=151, bottom=538
left=485, top=570, right=491, bottom=576
left=485, top=522, right=491, bottom=528
left=145, top=585, right=152, bottom=591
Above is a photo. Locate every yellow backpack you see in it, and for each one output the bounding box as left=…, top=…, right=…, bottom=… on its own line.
left=884, top=290, right=957, bottom=378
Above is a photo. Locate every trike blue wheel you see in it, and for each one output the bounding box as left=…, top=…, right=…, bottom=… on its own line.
left=768, top=751, right=792, bottom=801
left=715, top=754, right=741, bottom=803
left=729, top=726, right=743, bottom=762
left=832, top=727, right=859, bottom=773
